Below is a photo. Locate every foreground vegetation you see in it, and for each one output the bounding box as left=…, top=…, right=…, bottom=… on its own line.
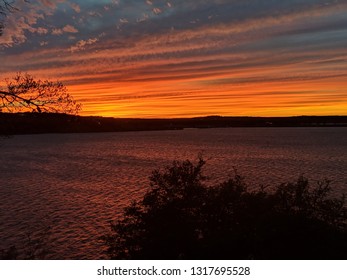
left=2, top=158, right=347, bottom=259
left=104, top=158, right=347, bottom=259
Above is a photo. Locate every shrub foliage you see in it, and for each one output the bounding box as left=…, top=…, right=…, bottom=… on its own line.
left=104, top=158, right=347, bottom=259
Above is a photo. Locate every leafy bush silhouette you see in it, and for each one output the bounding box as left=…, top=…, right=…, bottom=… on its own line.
left=104, top=158, right=347, bottom=259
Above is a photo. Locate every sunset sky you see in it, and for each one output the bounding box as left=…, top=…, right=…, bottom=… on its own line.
left=1, top=0, right=347, bottom=118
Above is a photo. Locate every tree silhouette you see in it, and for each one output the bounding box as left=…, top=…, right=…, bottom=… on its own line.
left=0, top=2, right=80, bottom=115
left=104, top=158, right=347, bottom=259
left=0, top=73, right=81, bottom=114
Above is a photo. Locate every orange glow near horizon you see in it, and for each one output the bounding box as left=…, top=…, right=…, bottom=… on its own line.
left=66, top=67, right=347, bottom=118
left=1, top=1, right=347, bottom=118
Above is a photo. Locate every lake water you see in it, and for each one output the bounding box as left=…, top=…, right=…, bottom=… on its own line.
left=1, top=127, right=347, bottom=259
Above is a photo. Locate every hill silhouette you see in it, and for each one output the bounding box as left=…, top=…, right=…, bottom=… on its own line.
left=1, top=112, right=347, bottom=135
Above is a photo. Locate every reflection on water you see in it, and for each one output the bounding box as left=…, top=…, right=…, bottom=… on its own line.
left=0, top=127, right=347, bottom=259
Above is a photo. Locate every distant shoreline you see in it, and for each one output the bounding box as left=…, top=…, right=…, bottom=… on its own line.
left=1, top=113, right=347, bottom=135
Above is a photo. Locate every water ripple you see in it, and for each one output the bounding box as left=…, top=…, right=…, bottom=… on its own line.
left=0, top=128, right=346, bottom=259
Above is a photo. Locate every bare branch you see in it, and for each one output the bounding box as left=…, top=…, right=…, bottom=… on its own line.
left=0, top=0, right=17, bottom=15
left=0, top=73, right=82, bottom=114
left=0, top=0, right=19, bottom=35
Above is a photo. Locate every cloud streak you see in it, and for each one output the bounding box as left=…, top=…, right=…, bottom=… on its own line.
left=1, top=0, right=347, bottom=117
